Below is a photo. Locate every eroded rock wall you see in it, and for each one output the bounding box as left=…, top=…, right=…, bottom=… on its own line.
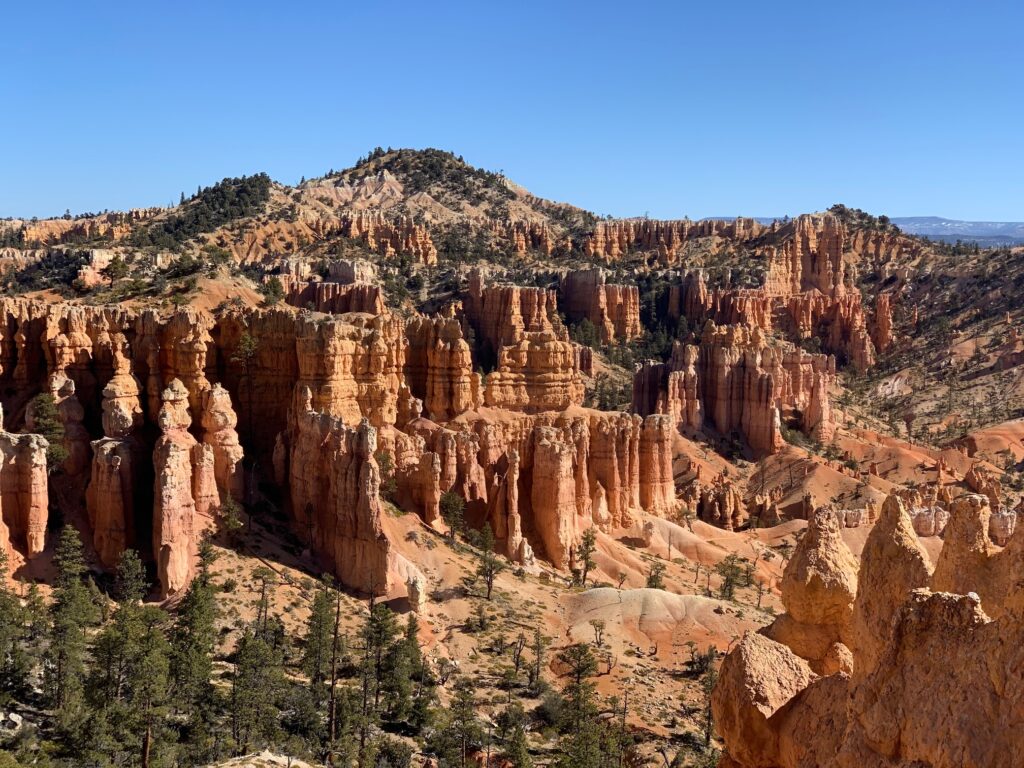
left=712, top=492, right=1024, bottom=768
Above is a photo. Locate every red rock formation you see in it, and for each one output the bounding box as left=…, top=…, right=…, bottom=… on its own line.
left=404, top=316, right=481, bottom=421
left=86, top=343, right=145, bottom=569
left=495, top=220, right=568, bottom=256
left=559, top=269, right=642, bottom=343
left=226, top=211, right=436, bottom=266
left=632, top=345, right=702, bottom=436
left=13, top=209, right=162, bottom=246
left=199, top=384, right=245, bottom=503
left=152, top=379, right=216, bottom=598
left=634, top=323, right=835, bottom=458
left=531, top=426, right=580, bottom=567
left=465, top=270, right=559, bottom=355
left=583, top=218, right=765, bottom=265
left=638, top=415, right=675, bottom=515
left=339, top=212, right=437, bottom=266
left=762, top=507, right=859, bottom=675
left=689, top=473, right=747, bottom=530
left=290, top=311, right=406, bottom=429
left=871, top=291, right=894, bottom=353
left=483, top=331, right=586, bottom=412
left=402, top=407, right=675, bottom=566
left=711, top=492, right=1024, bottom=767
left=278, top=276, right=384, bottom=315
left=280, top=388, right=391, bottom=594
left=672, top=269, right=881, bottom=372
left=0, top=405, right=49, bottom=560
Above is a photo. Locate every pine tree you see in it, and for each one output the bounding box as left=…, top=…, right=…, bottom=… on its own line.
left=645, top=561, right=666, bottom=589
left=302, top=581, right=334, bottom=689
left=28, top=393, right=68, bottom=471
left=577, top=527, right=597, bottom=587
left=444, top=678, right=482, bottom=768
left=439, top=491, right=465, bottom=540
left=556, top=643, right=601, bottom=768
left=171, top=540, right=217, bottom=713
left=402, top=611, right=436, bottom=733
left=115, top=548, right=147, bottom=603
left=506, top=722, right=533, bottom=768
left=100, top=254, right=129, bottom=286
left=475, top=523, right=505, bottom=600
left=359, top=602, right=398, bottom=718
left=130, top=607, right=172, bottom=768
left=90, top=551, right=150, bottom=705
left=230, top=630, right=282, bottom=755
left=0, top=550, right=30, bottom=702
left=45, top=526, right=98, bottom=720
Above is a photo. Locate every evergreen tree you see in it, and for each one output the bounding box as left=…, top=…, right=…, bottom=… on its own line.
left=230, top=630, right=283, bottom=755
left=129, top=607, right=172, bottom=768
left=45, top=526, right=98, bottom=722
left=556, top=643, right=601, bottom=768
left=100, top=254, right=129, bottom=286
left=474, top=523, right=505, bottom=600
left=115, top=547, right=147, bottom=603
left=302, top=580, right=334, bottom=689
left=28, top=393, right=68, bottom=471
left=431, top=677, right=481, bottom=768
left=505, top=722, right=533, bottom=768
left=403, top=612, right=436, bottom=734
left=359, top=602, right=398, bottom=719
left=89, top=551, right=149, bottom=705
left=171, top=540, right=217, bottom=713
left=439, top=491, right=465, bottom=540
left=576, top=527, right=597, bottom=588
left=260, top=276, right=285, bottom=306
left=645, top=561, right=666, bottom=590
left=0, top=550, right=30, bottom=702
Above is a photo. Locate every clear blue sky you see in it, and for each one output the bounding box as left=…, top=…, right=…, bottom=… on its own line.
left=3, top=1, right=1022, bottom=221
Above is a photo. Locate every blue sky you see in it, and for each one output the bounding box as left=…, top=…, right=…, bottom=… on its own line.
left=2, top=1, right=1021, bottom=221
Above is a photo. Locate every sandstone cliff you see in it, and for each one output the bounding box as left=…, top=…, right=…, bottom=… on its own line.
left=633, top=322, right=835, bottom=457
left=713, top=492, right=1024, bottom=767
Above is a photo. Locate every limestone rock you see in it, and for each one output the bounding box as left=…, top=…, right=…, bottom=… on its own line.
left=779, top=507, right=859, bottom=628
left=711, top=632, right=815, bottom=768
left=559, top=268, right=642, bottom=343
left=0, top=408, right=49, bottom=560
left=199, top=384, right=245, bottom=503
left=404, top=316, right=481, bottom=421
left=849, top=494, right=932, bottom=678
left=152, top=379, right=216, bottom=598
left=283, top=390, right=391, bottom=595
left=931, top=493, right=991, bottom=596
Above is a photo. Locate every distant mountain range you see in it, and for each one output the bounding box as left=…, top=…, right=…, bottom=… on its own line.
left=889, top=217, right=1024, bottom=246
left=703, top=215, right=1024, bottom=246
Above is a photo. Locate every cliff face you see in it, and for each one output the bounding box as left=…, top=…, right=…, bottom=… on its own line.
left=396, top=407, right=675, bottom=566
left=582, top=218, right=766, bottom=265
left=465, top=270, right=560, bottom=355
left=633, top=322, right=835, bottom=457
left=484, top=331, right=586, bottom=412
left=0, top=299, right=410, bottom=596
left=404, top=316, right=481, bottom=421
left=0, top=292, right=673, bottom=596
left=278, top=276, right=385, bottom=315
left=713, top=493, right=1024, bottom=767
left=279, top=390, right=391, bottom=595
left=559, top=269, right=642, bottom=344
left=672, top=268, right=894, bottom=373
left=0, top=405, right=48, bottom=563
left=152, top=380, right=213, bottom=599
